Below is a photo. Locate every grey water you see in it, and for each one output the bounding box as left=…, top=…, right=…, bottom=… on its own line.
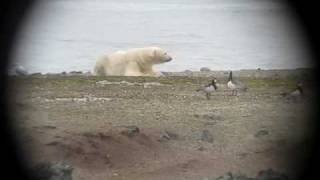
left=11, top=0, right=313, bottom=73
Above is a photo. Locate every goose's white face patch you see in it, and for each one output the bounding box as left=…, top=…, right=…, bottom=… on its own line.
left=213, top=79, right=217, bottom=83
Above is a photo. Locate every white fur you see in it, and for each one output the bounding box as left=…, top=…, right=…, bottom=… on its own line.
left=93, top=47, right=172, bottom=76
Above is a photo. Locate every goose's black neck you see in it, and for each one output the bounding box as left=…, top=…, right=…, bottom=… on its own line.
left=211, top=80, right=217, bottom=90
left=228, top=71, right=233, bottom=81
left=297, top=86, right=303, bottom=95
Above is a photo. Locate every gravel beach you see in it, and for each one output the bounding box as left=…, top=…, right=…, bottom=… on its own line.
left=8, top=68, right=316, bottom=180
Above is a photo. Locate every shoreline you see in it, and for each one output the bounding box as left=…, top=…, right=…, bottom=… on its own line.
left=10, top=67, right=315, bottom=79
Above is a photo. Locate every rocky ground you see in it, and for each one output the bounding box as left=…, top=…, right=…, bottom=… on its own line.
left=7, top=69, right=317, bottom=180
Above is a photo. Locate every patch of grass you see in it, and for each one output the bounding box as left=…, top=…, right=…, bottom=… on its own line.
left=9, top=75, right=302, bottom=90
left=244, top=78, right=297, bottom=88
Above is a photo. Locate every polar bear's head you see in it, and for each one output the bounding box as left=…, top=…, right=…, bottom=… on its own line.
left=149, top=47, right=172, bottom=64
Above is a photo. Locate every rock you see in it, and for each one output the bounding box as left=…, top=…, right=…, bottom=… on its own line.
left=16, top=66, right=28, bottom=75
left=216, top=172, right=255, bottom=180
left=216, top=169, right=289, bottom=180
left=164, top=130, right=179, bottom=139
left=256, top=169, right=289, bottom=180
left=203, top=114, right=222, bottom=121
left=159, top=132, right=170, bottom=142
left=120, top=126, right=140, bottom=137
left=161, top=71, right=169, bottom=76
left=42, top=125, right=57, bottom=129
left=201, top=130, right=214, bottom=143
left=194, top=114, right=222, bottom=124
left=184, top=70, right=193, bottom=74
left=45, top=141, right=60, bottom=146
left=237, top=152, right=249, bottom=159
left=31, top=162, right=73, bottom=180
left=216, top=169, right=288, bottom=180
left=236, top=175, right=256, bottom=180
left=194, top=113, right=220, bottom=119
left=143, top=82, right=163, bottom=88
left=254, top=130, right=269, bottom=138
left=159, top=130, right=179, bottom=142
left=69, top=71, right=82, bottom=74
left=8, top=64, right=28, bottom=76
left=204, top=121, right=217, bottom=126
left=197, top=146, right=205, bottom=151
left=200, top=67, right=211, bottom=72
left=31, top=72, right=42, bottom=76
left=216, top=172, right=233, bottom=180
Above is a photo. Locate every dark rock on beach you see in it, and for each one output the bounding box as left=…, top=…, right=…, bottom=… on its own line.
left=30, top=162, right=73, bottom=180
left=255, top=130, right=269, bottom=138
left=69, top=71, right=83, bottom=75
left=216, top=169, right=289, bottom=180
left=201, top=130, right=214, bottom=143
left=256, top=169, right=289, bottom=180
left=200, top=67, right=211, bottom=72
left=120, top=125, right=140, bottom=137
left=159, top=130, right=179, bottom=142
left=216, top=172, right=255, bottom=180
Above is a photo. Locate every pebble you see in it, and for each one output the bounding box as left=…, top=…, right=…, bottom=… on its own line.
left=201, top=130, right=214, bottom=143
left=159, top=130, right=179, bottom=142
left=120, top=126, right=140, bottom=137
left=254, top=130, right=269, bottom=138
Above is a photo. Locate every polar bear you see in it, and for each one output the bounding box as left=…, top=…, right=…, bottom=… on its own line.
left=93, top=47, right=172, bottom=76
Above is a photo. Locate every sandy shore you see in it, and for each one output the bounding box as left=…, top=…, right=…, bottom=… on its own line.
left=8, top=69, right=316, bottom=180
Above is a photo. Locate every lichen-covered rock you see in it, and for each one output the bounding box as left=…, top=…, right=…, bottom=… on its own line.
left=256, top=169, right=289, bottom=180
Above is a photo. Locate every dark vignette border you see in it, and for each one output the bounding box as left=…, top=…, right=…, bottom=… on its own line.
left=0, top=0, right=319, bottom=179
left=0, top=0, right=35, bottom=179
left=286, top=0, right=320, bottom=179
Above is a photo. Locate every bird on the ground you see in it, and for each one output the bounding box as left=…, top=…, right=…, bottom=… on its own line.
left=290, top=82, right=303, bottom=97
left=281, top=82, right=303, bottom=100
left=227, top=71, right=247, bottom=96
left=197, top=78, right=218, bottom=100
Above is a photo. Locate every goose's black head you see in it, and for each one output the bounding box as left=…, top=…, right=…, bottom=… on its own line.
left=211, top=78, right=218, bottom=89
left=228, top=71, right=233, bottom=81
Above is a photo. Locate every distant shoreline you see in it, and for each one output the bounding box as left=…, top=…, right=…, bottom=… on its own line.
left=9, top=67, right=314, bottom=79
